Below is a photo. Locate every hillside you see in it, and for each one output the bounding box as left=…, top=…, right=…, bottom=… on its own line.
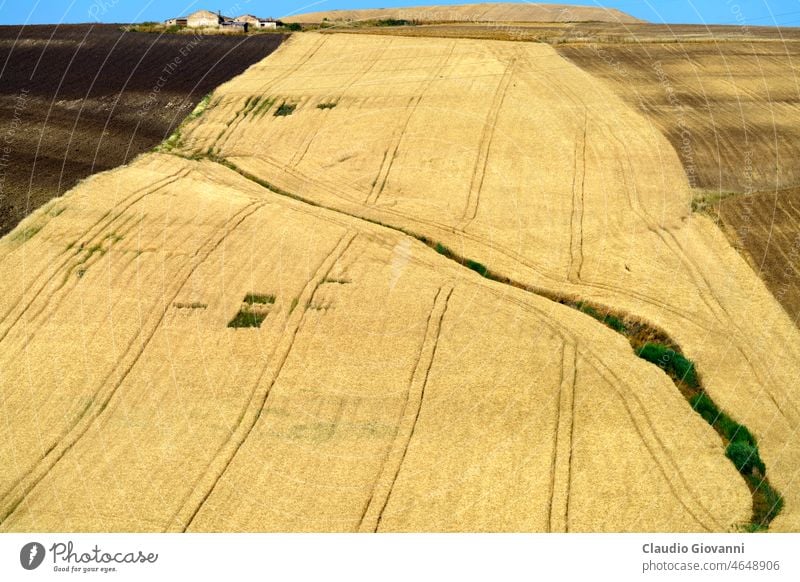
left=1, top=30, right=796, bottom=532
left=0, top=154, right=748, bottom=533
left=173, top=32, right=800, bottom=531
left=283, top=3, right=642, bottom=24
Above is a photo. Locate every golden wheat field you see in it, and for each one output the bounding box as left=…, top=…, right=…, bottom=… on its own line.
left=0, top=153, right=749, bottom=532
left=1, top=27, right=798, bottom=533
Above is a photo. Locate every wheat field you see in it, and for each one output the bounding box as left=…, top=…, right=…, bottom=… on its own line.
left=1, top=30, right=797, bottom=532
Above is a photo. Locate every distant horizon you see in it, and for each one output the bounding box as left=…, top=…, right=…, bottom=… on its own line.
left=1, top=0, right=800, bottom=27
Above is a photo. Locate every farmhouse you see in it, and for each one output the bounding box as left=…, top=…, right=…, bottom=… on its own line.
left=235, top=14, right=260, bottom=25
left=236, top=14, right=278, bottom=29
left=186, top=9, right=227, bottom=28
left=164, top=17, right=187, bottom=26
left=221, top=20, right=249, bottom=32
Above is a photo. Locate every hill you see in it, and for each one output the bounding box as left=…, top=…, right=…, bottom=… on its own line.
left=3, top=31, right=797, bottom=533
left=283, top=3, right=642, bottom=24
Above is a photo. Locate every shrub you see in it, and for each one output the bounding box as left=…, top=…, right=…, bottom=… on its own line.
left=434, top=242, right=451, bottom=256
left=274, top=102, right=297, bottom=116
left=574, top=301, right=627, bottom=333
left=719, top=417, right=755, bottom=446
left=374, top=19, right=413, bottom=26
left=689, top=392, right=720, bottom=423
left=748, top=475, right=784, bottom=527
left=637, top=343, right=698, bottom=388
left=317, top=102, right=337, bottom=109
left=465, top=259, right=488, bottom=277
left=726, top=441, right=766, bottom=476
left=601, top=313, right=627, bottom=333
left=283, top=23, right=302, bottom=31
left=228, top=310, right=267, bottom=328
left=690, top=392, right=756, bottom=445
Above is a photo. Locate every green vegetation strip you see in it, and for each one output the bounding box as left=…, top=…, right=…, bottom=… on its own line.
left=227, top=310, right=267, bottom=328
left=244, top=293, right=275, bottom=305
left=569, top=307, right=783, bottom=531
left=427, top=239, right=781, bottom=530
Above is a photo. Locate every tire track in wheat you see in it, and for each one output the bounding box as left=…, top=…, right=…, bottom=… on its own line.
left=171, top=232, right=357, bottom=532
left=212, top=36, right=330, bottom=155
left=568, top=111, right=588, bottom=283
left=0, top=199, right=263, bottom=527
left=460, top=57, right=515, bottom=230
left=290, top=39, right=395, bottom=169
left=366, top=42, right=457, bottom=206
left=548, top=340, right=577, bottom=532
left=0, top=168, right=187, bottom=345
left=4, top=214, right=146, bottom=353
left=358, top=285, right=453, bottom=532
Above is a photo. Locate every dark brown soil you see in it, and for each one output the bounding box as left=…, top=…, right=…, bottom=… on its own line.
left=0, top=24, right=285, bottom=237
left=555, top=36, right=800, bottom=193
left=715, top=186, right=800, bottom=325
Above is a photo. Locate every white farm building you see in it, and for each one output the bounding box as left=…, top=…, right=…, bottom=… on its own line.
left=236, top=14, right=278, bottom=28
left=186, top=9, right=227, bottom=28
left=164, top=10, right=281, bottom=30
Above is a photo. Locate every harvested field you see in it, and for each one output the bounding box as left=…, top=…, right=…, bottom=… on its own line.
left=173, top=32, right=800, bottom=531
left=0, top=24, right=285, bottom=237
left=554, top=34, right=800, bottom=324
left=284, top=2, right=640, bottom=24
left=715, top=185, right=800, bottom=325
left=331, top=21, right=800, bottom=43
left=556, top=38, right=800, bottom=193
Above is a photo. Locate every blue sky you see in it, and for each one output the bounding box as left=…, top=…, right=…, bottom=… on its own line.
left=1, top=0, right=800, bottom=26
